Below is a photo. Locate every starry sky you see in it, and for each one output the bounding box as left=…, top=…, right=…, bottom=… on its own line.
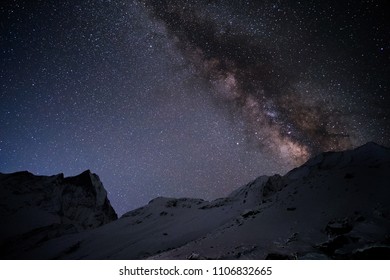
left=1, top=0, right=389, bottom=215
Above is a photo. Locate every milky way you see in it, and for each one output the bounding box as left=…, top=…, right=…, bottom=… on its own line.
left=143, top=0, right=388, bottom=164
left=1, top=0, right=389, bottom=214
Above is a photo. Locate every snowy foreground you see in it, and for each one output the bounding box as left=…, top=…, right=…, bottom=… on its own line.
left=1, top=142, right=389, bottom=259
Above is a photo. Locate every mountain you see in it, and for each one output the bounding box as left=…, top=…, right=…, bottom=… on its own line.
left=1, top=142, right=389, bottom=259
left=0, top=170, right=117, bottom=259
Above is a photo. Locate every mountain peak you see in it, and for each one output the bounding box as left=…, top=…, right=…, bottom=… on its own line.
left=354, top=141, right=388, bottom=154
left=286, top=142, right=389, bottom=180
left=64, top=169, right=93, bottom=186
left=0, top=170, right=117, bottom=259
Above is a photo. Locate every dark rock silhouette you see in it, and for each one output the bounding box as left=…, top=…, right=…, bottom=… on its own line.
left=0, top=170, right=117, bottom=259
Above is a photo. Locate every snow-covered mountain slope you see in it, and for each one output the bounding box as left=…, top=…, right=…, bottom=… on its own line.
left=10, top=178, right=273, bottom=259
left=0, top=170, right=117, bottom=259
left=1, top=142, right=389, bottom=259
left=151, top=142, right=390, bottom=259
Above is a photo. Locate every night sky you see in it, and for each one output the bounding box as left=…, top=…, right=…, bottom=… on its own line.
left=1, top=0, right=389, bottom=215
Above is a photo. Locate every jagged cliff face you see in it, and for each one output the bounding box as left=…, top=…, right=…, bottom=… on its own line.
left=0, top=170, right=117, bottom=259
left=0, top=143, right=389, bottom=260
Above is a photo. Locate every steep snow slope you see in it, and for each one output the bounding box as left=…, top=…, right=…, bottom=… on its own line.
left=1, top=142, right=389, bottom=259
left=151, top=142, right=390, bottom=259
left=0, top=170, right=117, bottom=259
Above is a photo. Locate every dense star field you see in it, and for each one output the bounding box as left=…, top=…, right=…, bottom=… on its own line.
left=1, top=0, right=389, bottom=214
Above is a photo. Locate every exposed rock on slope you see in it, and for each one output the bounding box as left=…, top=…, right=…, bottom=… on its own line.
left=0, top=170, right=117, bottom=259
left=0, top=142, right=389, bottom=259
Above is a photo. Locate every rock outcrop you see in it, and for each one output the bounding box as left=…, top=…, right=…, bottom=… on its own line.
left=0, top=170, right=117, bottom=259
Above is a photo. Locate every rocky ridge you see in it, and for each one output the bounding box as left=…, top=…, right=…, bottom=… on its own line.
left=0, top=170, right=117, bottom=258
